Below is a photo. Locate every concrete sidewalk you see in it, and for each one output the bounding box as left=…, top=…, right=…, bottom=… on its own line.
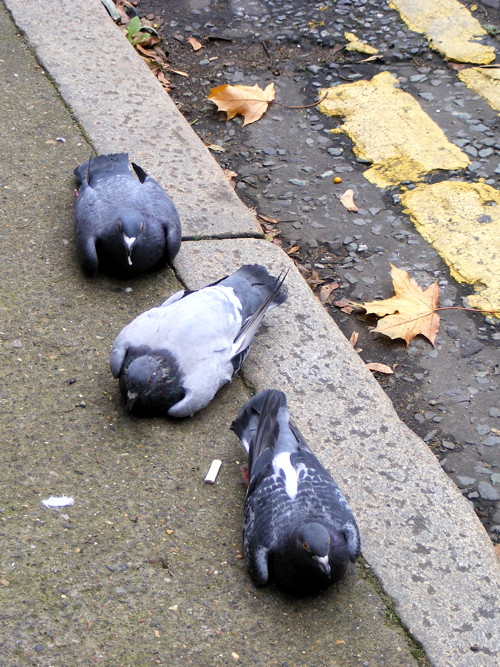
left=1, top=1, right=498, bottom=665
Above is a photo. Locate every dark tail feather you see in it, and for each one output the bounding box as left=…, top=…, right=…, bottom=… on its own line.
left=233, top=264, right=288, bottom=308
left=73, top=152, right=130, bottom=185
left=231, top=390, right=286, bottom=467
left=231, top=269, right=289, bottom=363
left=131, top=162, right=149, bottom=183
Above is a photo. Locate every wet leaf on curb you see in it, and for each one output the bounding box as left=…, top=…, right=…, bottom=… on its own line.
left=340, top=188, right=359, bottom=212
left=350, top=264, right=440, bottom=346
left=366, top=362, right=394, bottom=374
left=207, top=83, right=275, bottom=126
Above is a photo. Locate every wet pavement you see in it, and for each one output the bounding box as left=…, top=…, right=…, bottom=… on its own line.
left=140, top=0, right=500, bottom=541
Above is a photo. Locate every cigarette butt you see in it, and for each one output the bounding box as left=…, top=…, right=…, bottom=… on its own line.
left=204, top=459, right=222, bottom=484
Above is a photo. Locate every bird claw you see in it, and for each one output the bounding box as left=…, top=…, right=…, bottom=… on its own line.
left=240, top=463, right=249, bottom=487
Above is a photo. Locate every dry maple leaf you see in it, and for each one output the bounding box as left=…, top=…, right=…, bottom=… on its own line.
left=339, top=188, right=359, bottom=212
left=351, top=264, right=440, bottom=346
left=207, top=83, right=275, bottom=126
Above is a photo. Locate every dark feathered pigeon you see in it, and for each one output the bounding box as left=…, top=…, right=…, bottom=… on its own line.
left=231, top=389, right=360, bottom=595
left=110, top=265, right=287, bottom=418
left=73, top=153, right=181, bottom=275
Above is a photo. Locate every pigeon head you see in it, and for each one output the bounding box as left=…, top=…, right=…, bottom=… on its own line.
left=123, top=354, right=184, bottom=416
left=116, top=209, right=144, bottom=266
left=296, top=523, right=331, bottom=577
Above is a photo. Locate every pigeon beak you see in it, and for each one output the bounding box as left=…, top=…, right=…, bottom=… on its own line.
left=314, top=555, right=331, bottom=577
left=127, top=391, right=138, bottom=411
left=123, top=235, right=136, bottom=266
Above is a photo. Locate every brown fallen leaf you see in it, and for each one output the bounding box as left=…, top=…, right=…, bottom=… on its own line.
left=223, top=168, right=238, bottom=181
left=334, top=299, right=354, bottom=314
left=223, top=168, right=238, bottom=188
left=286, top=245, right=301, bottom=255
left=187, top=36, right=203, bottom=51
left=348, top=331, right=359, bottom=347
left=366, top=362, right=394, bottom=374
left=207, top=82, right=276, bottom=126
left=351, top=264, right=440, bottom=346
left=257, top=214, right=278, bottom=224
left=157, top=71, right=173, bottom=92
left=306, top=269, right=322, bottom=288
left=339, top=188, right=359, bottom=212
left=318, top=282, right=340, bottom=304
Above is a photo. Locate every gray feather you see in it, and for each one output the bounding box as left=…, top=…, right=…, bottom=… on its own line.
left=110, top=265, right=287, bottom=418
left=73, top=153, right=181, bottom=275
left=231, top=389, right=360, bottom=594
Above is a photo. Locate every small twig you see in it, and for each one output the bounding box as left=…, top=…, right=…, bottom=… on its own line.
left=261, top=40, right=273, bottom=65
left=272, top=91, right=328, bottom=110
left=241, top=178, right=258, bottom=189
left=338, top=69, right=354, bottom=81
left=434, top=306, right=498, bottom=315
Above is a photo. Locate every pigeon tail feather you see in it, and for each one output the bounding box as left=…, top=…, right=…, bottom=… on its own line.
left=74, top=153, right=130, bottom=186
left=231, top=389, right=285, bottom=463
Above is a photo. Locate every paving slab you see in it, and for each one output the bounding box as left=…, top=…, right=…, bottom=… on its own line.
left=175, top=238, right=500, bottom=667
left=3, top=0, right=260, bottom=240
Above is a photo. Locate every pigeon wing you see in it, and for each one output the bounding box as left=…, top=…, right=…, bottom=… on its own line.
left=244, top=452, right=284, bottom=586
left=141, top=177, right=182, bottom=262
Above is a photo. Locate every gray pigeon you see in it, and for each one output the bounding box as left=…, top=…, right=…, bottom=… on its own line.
left=73, top=153, right=181, bottom=275
left=231, top=390, right=360, bottom=595
left=110, top=265, right=287, bottom=418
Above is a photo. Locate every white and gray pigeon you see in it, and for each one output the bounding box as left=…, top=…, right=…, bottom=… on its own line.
left=73, top=153, right=181, bottom=275
left=231, top=389, right=360, bottom=595
left=110, top=265, right=287, bottom=418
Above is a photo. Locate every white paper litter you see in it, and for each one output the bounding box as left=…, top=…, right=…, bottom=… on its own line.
left=204, top=459, right=222, bottom=484
left=42, top=496, right=75, bottom=508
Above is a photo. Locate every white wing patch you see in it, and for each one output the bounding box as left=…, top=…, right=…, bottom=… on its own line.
left=273, top=452, right=299, bottom=499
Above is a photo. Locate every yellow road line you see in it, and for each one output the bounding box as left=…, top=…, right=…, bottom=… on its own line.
left=458, top=67, right=500, bottom=114
left=401, top=182, right=500, bottom=315
left=318, top=72, right=469, bottom=188
left=389, top=0, right=496, bottom=64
